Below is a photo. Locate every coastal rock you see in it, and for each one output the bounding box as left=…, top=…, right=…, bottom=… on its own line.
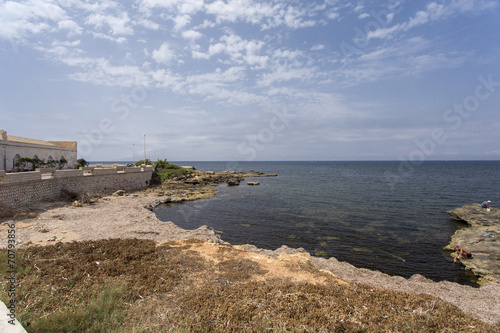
left=247, top=182, right=260, bottom=185
left=113, top=190, right=126, bottom=197
left=227, top=179, right=240, bottom=186
left=240, top=170, right=278, bottom=177
left=447, top=203, right=500, bottom=227
left=446, top=203, right=500, bottom=284
left=185, top=176, right=205, bottom=185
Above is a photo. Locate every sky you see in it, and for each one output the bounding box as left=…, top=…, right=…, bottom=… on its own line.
left=1, top=0, right=499, bottom=162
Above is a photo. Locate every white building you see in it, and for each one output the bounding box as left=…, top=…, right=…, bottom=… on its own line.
left=0, top=130, right=77, bottom=172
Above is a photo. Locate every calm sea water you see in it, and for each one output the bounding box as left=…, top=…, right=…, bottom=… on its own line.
left=154, top=161, right=500, bottom=285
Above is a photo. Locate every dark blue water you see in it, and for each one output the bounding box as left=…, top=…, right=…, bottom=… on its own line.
left=154, top=161, right=500, bottom=285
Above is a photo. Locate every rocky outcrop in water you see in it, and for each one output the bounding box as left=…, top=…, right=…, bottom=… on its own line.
left=446, top=203, right=500, bottom=284
left=174, top=170, right=276, bottom=187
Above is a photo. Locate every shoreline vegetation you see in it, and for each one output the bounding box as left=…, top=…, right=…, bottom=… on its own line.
left=0, top=167, right=499, bottom=331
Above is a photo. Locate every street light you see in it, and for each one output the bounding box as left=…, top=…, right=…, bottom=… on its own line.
left=142, top=134, right=146, bottom=164
left=132, top=144, right=135, bottom=164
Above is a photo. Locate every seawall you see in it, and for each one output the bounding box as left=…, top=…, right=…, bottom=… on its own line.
left=0, top=165, right=153, bottom=209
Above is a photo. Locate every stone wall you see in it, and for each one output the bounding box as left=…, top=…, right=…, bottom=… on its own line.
left=0, top=166, right=153, bottom=209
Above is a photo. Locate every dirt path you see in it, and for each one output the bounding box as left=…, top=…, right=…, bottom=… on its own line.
left=1, top=180, right=499, bottom=325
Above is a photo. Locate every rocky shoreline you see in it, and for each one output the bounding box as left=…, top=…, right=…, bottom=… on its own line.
left=446, top=203, right=500, bottom=284
left=1, top=171, right=500, bottom=325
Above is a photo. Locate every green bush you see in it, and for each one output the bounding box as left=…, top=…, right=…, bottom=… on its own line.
left=58, top=157, right=68, bottom=170
left=14, top=157, right=48, bottom=171
left=152, top=159, right=193, bottom=184
left=74, top=158, right=87, bottom=169
left=134, top=159, right=152, bottom=166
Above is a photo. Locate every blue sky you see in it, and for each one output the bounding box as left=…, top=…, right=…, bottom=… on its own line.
left=1, top=0, right=499, bottom=162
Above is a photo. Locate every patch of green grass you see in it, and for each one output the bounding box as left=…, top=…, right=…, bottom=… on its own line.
left=20, top=282, right=132, bottom=333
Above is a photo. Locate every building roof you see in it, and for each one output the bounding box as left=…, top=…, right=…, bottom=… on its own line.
left=8, top=135, right=58, bottom=146
left=7, top=136, right=76, bottom=148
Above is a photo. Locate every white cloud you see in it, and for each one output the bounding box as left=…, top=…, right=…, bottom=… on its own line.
left=182, top=29, right=202, bottom=40
left=311, top=44, right=325, bottom=51
left=272, top=49, right=303, bottom=62
left=257, top=65, right=317, bottom=87
left=367, top=0, right=499, bottom=40
left=273, top=5, right=317, bottom=29
left=0, top=0, right=66, bottom=41
left=57, top=19, right=82, bottom=37
left=190, top=33, right=268, bottom=68
left=204, top=0, right=318, bottom=30
left=358, top=13, right=370, bottom=19
left=186, top=67, right=244, bottom=84
left=353, top=4, right=364, bottom=13
left=139, top=0, right=204, bottom=15
left=90, top=31, right=128, bottom=44
left=69, top=62, right=151, bottom=87
left=85, top=12, right=133, bottom=35
left=172, top=14, right=191, bottom=31
left=152, top=42, right=176, bottom=64
left=205, top=0, right=274, bottom=24
left=326, top=11, right=339, bottom=20
left=137, top=18, right=160, bottom=30
left=386, top=12, right=394, bottom=23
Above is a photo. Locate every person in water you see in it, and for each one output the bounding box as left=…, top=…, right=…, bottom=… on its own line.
left=481, top=200, right=491, bottom=208
left=454, top=246, right=472, bottom=262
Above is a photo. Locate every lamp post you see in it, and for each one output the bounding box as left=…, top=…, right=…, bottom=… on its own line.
left=132, top=144, right=135, bottom=164
left=142, top=134, right=146, bottom=164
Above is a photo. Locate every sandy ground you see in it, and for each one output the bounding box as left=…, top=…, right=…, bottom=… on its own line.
left=1, top=188, right=500, bottom=325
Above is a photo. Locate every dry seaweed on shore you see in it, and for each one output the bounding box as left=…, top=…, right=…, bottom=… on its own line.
left=1, top=238, right=498, bottom=332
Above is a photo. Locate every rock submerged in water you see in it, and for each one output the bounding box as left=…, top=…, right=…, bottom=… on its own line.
left=446, top=203, right=500, bottom=284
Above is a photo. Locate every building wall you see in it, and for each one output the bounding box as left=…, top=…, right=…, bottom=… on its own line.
left=0, top=166, right=153, bottom=209
left=0, top=130, right=77, bottom=171
left=0, top=146, right=4, bottom=173
left=2, top=142, right=78, bottom=172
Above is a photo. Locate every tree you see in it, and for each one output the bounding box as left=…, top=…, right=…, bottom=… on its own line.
left=74, top=158, right=87, bottom=169
left=134, top=159, right=152, bottom=166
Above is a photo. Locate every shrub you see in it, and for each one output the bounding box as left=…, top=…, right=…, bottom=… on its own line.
left=13, top=156, right=69, bottom=172
left=58, top=157, right=68, bottom=170
left=74, top=158, right=87, bottom=169
left=151, top=159, right=193, bottom=184
left=14, top=157, right=44, bottom=171
left=134, top=159, right=152, bottom=166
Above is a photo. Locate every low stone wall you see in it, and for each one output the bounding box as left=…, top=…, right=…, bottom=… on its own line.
left=0, top=166, right=153, bottom=209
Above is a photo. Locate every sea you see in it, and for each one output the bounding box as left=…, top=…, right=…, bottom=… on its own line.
left=142, top=161, right=498, bottom=286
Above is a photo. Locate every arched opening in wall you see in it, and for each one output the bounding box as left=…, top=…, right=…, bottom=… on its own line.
left=47, top=155, right=55, bottom=168
left=13, top=154, right=20, bottom=170
left=59, top=156, right=68, bottom=169
left=32, top=155, right=42, bottom=170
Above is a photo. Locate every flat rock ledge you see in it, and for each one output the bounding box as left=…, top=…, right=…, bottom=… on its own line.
left=446, top=203, right=500, bottom=284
